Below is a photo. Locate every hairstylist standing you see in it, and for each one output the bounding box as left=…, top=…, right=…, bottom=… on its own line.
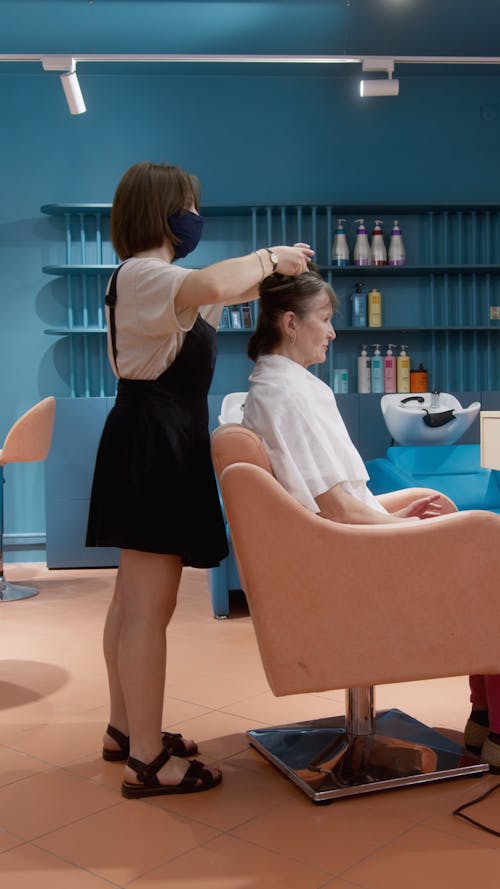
left=86, top=161, right=313, bottom=798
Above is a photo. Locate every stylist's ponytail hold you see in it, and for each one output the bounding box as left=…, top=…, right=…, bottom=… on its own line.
left=248, top=267, right=338, bottom=362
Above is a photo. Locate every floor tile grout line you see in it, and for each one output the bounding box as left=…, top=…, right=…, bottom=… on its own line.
left=223, top=826, right=337, bottom=879
left=163, top=705, right=272, bottom=726
left=20, top=797, right=124, bottom=844
left=318, top=875, right=368, bottom=889
left=417, top=802, right=500, bottom=847
left=331, top=800, right=500, bottom=881
left=0, top=731, right=267, bottom=781
left=0, top=740, right=66, bottom=767
left=114, top=828, right=230, bottom=887
left=21, top=839, right=125, bottom=888
left=160, top=691, right=275, bottom=711
left=335, top=821, right=425, bottom=880
left=135, top=809, right=342, bottom=887
left=140, top=784, right=294, bottom=834
left=57, top=757, right=122, bottom=783
left=0, top=834, right=29, bottom=856
left=207, top=703, right=275, bottom=721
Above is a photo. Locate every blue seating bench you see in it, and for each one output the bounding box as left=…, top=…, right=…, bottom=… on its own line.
left=366, top=444, right=500, bottom=514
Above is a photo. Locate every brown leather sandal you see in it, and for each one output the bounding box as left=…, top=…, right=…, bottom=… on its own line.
left=121, top=746, right=222, bottom=798
left=102, top=723, right=199, bottom=762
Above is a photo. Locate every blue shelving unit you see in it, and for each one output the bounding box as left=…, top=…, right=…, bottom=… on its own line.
left=41, top=203, right=500, bottom=395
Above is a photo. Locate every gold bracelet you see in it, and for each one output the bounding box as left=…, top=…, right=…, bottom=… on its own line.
left=254, top=250, right=266, bottom=282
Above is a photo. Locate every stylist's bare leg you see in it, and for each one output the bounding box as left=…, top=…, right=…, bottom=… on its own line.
left=102, top=567, right=129, bottom=752
left=102, top=557, right=199, bottom=759
left=117, top=549, right=220, bottom=788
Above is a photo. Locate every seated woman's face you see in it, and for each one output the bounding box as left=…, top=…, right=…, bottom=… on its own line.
left=292, top=290, right=336, bottom=368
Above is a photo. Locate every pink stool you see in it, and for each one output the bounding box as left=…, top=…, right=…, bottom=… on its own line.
left=0, top=397, right=56, bottom=602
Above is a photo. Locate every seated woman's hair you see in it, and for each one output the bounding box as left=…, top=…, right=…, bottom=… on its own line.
left=248, top=267, right=338, bottom=361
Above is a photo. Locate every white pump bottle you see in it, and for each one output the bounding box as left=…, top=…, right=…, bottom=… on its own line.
left=397, top=345, right=411, bottom=393
left=371, top=345, right=384, bottom=393
left=357, top=345, right=371, bottom=394
left=384, top=344, right=397, bottom=393
left=388, top=220, right=406, bottom=266
left=370, top=220, right=387, bottom=266
left=331, top=218, right=350, bottom=266
left=353, top=219, right=370, bottom=267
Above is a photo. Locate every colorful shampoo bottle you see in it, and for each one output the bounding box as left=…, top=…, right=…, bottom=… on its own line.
left=388, top=220, right=406, bottom=266
left=384, top=344, right=397, bottom=393
left=331, top=218, right=350, bottom=266
left=371, top=345, right=384, bottom=393
left=397, top=345, right=411, bottom=393
left=353, top=219, right=370, bottom=267
left=357, top=345, right=371, bottom=393
left=370, top=219, right=387, bottom=266
left=367, top=287, right=382, bottom=327
left=350, top=282, right=367, bottom=327
left=410, top=362, right=428, bottom=393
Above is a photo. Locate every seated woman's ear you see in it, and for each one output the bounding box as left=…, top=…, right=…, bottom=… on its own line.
left=281, top=311, right=297, bottom=341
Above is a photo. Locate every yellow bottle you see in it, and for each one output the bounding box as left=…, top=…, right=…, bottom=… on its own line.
left=367, top=287, right=382, bottom=327
left=397, top=345, right=410, bottom=393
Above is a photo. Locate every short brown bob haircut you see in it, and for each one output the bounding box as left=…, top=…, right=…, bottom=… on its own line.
left=110, top=161, right=201, bottom=260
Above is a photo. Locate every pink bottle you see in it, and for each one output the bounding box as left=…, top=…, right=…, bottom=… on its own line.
left=384, top=344, right=397, bottom=393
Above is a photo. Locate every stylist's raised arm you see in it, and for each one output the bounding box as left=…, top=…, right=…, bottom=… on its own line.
left=176, top=242, right=314, bottom=309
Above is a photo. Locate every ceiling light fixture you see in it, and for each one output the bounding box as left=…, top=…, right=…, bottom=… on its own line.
left=360, top=57, right=399, bottom=97
left=0, top=53, right=497, bottom=116
left=42, top=56, right=86, bottom=114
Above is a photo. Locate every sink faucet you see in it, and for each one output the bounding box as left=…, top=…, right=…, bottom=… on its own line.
left=430, top=389, right=440, bottom=410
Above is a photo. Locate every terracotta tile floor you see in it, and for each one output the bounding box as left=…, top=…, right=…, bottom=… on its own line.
left=1, top=562, right=500, bottom=888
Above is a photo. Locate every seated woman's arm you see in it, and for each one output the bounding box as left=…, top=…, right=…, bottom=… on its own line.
left=315, top=484, right=442, bottom=525
left=377, top=488, right=457, bottom=516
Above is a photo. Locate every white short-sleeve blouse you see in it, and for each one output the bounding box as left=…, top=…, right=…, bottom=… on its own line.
left=105, top=257, right=223, bottom=379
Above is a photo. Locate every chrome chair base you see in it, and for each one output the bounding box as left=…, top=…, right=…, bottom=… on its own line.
left=0, top=579, right=39, bottom=602
left=248, top=708, right=488, bottom=803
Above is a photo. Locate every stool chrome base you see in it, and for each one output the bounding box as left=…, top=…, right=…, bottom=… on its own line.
left=0, top=579, right=39, bottom=602
left=248, top=708, right=488, bottom=803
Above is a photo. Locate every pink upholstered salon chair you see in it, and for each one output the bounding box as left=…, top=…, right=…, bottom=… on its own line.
left=0, top=397, right=56, bottom=602
left=211, top=423, right=500, bottom=802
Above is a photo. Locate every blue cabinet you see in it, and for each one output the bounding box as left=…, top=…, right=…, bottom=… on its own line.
left=45, top=397, right=119, bottom=568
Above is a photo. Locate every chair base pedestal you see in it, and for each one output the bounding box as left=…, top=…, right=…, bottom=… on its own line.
left=0, top=580, right=39, bottom=602
left=248, top=708, right=488, bottom=803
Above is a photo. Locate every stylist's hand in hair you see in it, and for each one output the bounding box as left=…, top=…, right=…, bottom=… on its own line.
left=272, top=243, right=314, bottom=276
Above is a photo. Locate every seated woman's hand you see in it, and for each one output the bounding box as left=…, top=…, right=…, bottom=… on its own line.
left=395, top=493, right=443, bottom=520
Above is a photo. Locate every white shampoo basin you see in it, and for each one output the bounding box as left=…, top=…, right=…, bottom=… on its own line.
left=381, top=392, right=480, bottom=446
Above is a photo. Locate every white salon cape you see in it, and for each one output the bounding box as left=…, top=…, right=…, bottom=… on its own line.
left=242, top=354, right=387, bottom=515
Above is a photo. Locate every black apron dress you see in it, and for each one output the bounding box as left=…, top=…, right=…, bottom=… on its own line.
left=86, top=264, right=229, bottom=569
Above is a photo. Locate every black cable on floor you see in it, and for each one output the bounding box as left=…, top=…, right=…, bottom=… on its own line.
left=453, top=783, right=500, bottom=837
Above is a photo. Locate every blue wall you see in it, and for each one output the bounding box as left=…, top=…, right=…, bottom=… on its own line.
left=1, top=0, right=500, bottom=558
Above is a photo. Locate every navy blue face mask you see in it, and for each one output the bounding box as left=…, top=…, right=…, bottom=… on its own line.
left=167, top=210, right=204, bottom=259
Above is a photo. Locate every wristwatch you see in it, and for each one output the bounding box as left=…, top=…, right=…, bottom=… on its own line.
left=265, top=248, right=279, bottom=272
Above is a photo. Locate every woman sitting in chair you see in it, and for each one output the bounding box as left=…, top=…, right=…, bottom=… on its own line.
left=242, top=269, right=441, bottom=525
left=242, top=268, right=500, bottom=770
